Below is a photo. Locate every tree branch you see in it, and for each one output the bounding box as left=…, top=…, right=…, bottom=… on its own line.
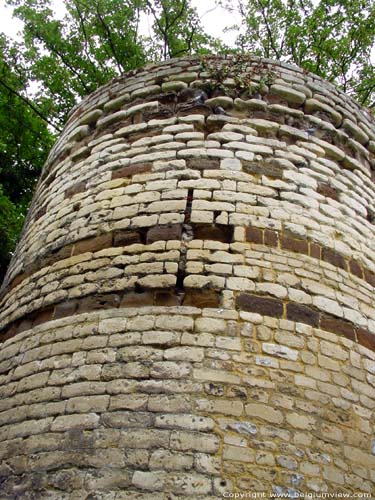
left=72, top=0, right=107, bottom=75
left=28, top=25, right=91, bottom=93
left=146, top=0, right=169, bottom=59
left=95, top=4, right=124, bottom=73
left=0, top=77, right=62, bottom=132
left=257, top=0, right=281, bottom=59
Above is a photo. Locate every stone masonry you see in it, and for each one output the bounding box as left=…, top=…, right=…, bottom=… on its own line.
left=0, top=55, right=375, bottom=498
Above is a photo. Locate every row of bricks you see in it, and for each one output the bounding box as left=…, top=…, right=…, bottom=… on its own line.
left=1, top=286, right=374, bottom=354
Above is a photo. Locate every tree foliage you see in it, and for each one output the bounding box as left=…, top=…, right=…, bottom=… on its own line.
left=0, top=33, right=53, bottom=281
left=220, top=0, right=375, bottom=108
left=7, top=0, right=148, bottom=129
left=146, top=0, right=210, bottom=60
left=0, top=185, right=24, bottom=282
left=5, top=0, right=212, bottom=128
left=0, top=0, right=374, bottom=283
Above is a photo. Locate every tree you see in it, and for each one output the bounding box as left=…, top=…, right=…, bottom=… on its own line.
left=5, top=0, right=211, bottom=127
left=145, top=0, right=211, bottom=60
left=6, top=0, right=149, bottom=128
left=0, top=34, right=53, bottom=282
left=219, top=0, right=375, bottom=108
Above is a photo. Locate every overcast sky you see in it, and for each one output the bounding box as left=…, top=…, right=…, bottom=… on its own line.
left=0, top=0, right=241, bottom=46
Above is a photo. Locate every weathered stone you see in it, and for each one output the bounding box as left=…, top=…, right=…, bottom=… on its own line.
left=342, top=118, right=369, bottom=145
left=112, top=162, right=152, bottom=179
left=304, top=98, right=342, bottom=126
left=245, top=403, right=284, bottom=424
left=236, top=293, right=283, bottom=317
left=262, top=343, right=299, bottom=361
left=162, top=81, right=188, bottom=92
left=1, top=55, right=375, bottom=499
left=270, top=84, right=306, bottom=105
left=245, top=226, right=263, bottom=244
left=286, top=303, right=319, bottom=327
left=280, top=233, right=309, bottom=255
left=320, top=316, right=356, bottom=341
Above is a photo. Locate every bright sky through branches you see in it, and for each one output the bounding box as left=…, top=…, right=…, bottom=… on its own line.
left=0, top=0, right=241, bottom=46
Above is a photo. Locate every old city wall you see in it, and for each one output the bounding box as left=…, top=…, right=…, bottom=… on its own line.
left=0, top=55, right=375, bottom=497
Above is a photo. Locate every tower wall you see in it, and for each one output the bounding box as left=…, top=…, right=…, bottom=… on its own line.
left=0, top=55, right=375, bottom=498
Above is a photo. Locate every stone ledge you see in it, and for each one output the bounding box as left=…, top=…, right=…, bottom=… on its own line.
left=236, top=292, right=375, bottom=351
left=3, top=221, right=374, bottom=308
left=2, top=289, right=374, bottom=356
left=0, top=288, right=221, bottom=343
left=1, top=221, right=374, bottom=335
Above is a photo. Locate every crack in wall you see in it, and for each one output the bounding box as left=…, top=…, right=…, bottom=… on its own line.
left=176, top=189, right=194, bottom=294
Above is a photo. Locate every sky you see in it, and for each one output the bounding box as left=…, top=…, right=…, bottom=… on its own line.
left=0, top=0, right=241, bottom=46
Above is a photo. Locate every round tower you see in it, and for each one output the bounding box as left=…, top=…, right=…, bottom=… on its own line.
left=0, top=55, right=375, bottom=498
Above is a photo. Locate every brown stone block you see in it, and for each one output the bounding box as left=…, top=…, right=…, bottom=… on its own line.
left=280, top=234, right=308, bottom=255
left=267, top=112, right=286, bottom=124
left=43, top=171, right=56, bottom=188
left=323, top=407, right=355, bottom=427
left=1, top=322, right=18, bottom=342
left=146, top=224, right=182, bottom=244
left=176, top=87, right=196, bottom=102
left=77, top=293, right=121, bottom=313
left=131, top=112, right=144, bottom=124
left=65, top=181, right=86, bottom=199
left=9, top=270, right=31, bottom=291
left=320, top=315, right=356, bottom=341
left=16, top=317, right=34, bottom=334
left=120, top=291, right=154, bottom=308
left=193, top=224, right=233, bottom=243
left=187, top=158, right=220, bottom=170
left=264, top=229, right=278, bottom=247
left=236, top=293, right=283, bottom=318
left=112, top=119, right=134, bottom=135
left=264, top=159, right=288, bottom=176
left=242, top=160, right=264, bottom=178
left=177, top=103, right=211, bottom=116
left=309, top=243, right=321, bottom=260
left=357, top=328, right=375, bottom=352
left=33, top=307, right=55, bottom=327
left=54, top=300, right=79, bottom=319
left=286, top=303, right=319, bottom=327
left=144, top=108, right=175, bottom=122
left=113, top=230, right=141, bottom=247
left=183, top=289, right=220, bottom=308
left=322, top=248, right=347, bottom=270
left=37, top=244, right=74, bottom=271
left=364, top=269, right=375, bottom=287
left=317, top=183, right=339, bottom=201
left=349, top=259, right=363, bottom=279
left=58, top=244, right=75, bottom=259
left=34, top=205, right=47, bottom=221
left=242, top=160, right=283, bottom=178
left=154, top=92, right=178, bottom=105
left=245, top=226, right=263, bottom=244
left=73, top=233, right=113, bottom=255
left=266, top=94, right=288, bottom=106
left=154, top=290, right=180, bottom=306
left=112, top=162, right=152, bottom=179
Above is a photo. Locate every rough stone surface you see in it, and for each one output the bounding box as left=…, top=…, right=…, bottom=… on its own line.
left=0, top=55, right=375, bottom=498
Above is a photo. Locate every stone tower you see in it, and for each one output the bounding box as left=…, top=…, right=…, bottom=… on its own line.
left=0, top=55, right=375, bottom=498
